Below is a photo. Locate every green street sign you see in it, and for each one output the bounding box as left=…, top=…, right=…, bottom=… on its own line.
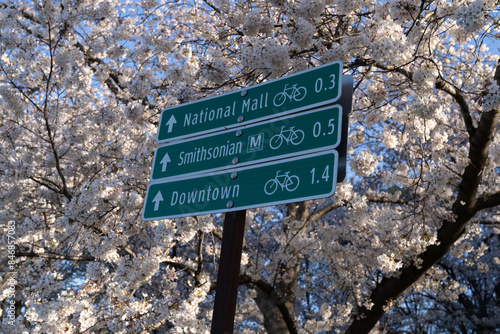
left=142, top=151, right=338, bottom=220
left=157, top=61, right=342, bottom=143
left=151, top=105, right=342, bottom=181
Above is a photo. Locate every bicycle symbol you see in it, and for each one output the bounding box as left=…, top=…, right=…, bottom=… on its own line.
left=269, top=126, right=305, bottom=149
left=273, top=84, right=307, bottom=107
left=264, top=170, right=300, bottom=195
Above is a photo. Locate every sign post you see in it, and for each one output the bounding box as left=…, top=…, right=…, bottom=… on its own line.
left=211, top=210, right=247, bottom=334
left=142, top=62, right=353, bottom=334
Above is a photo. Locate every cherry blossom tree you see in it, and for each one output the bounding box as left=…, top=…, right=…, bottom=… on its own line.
left=0, top=0, right=499, bottom=333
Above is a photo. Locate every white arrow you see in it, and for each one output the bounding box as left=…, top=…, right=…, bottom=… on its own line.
left=166, top=115, right=177, bottom=133
left=160, top=152, right=171, bottom=172
left=153, top=191, right=163, bottom=211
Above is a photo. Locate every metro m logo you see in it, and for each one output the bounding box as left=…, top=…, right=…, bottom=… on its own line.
left=247, top=133, right=264, bottom=153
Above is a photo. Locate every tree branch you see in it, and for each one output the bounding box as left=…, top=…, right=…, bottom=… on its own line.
left=38, top=24, right=72, bottom=201
left=475, top=191, right=500, bottom=211
left=194, top=230, right=204, bottom=285
left=203, top=0, right=221, bottom=14
left=435, top=77, right=476, bottom=137
left=29, top=176, right=65, bottom=196
left=162, top=260, right=193, bottom=275
left=349, top=57, right=476, bottom=138
left=0, top=272, right=18, bottom=293
left=366, top=194, right=411, bottom=205
left=240, top=274, right=298, bottom=334
left=345, top=61, right=500, bottom=334
left=16, top=251, right=95, bottom=262
left=306, top=202, right=344, bottom=223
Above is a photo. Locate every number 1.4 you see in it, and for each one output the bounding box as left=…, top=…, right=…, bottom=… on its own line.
left=310, top=165, right=330, bottom=184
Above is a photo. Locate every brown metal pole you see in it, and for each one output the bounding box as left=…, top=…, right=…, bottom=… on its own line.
left=211, top=210, right=247, bottom=334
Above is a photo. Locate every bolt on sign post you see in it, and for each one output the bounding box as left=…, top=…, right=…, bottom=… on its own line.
left=142, top=62, right=352, bottom=334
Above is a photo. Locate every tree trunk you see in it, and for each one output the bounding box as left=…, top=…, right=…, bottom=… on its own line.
left=254, top=286, right=290, bottom=334
left=248, top=201, right=310, bottom=333
left=345, top=62, right=500, bottom=334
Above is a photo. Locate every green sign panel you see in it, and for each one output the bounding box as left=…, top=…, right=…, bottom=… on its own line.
left=157, top=61, right=342, bottom=142
left=142, top=151, right=338, bottom=220
left=151, top=105, right=342, bottom=181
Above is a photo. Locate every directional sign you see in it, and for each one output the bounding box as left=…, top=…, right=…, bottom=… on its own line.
left=150, top=105, right=342, bottom=181
left=157, top=61, right=342, bottom=142
left=142, top=151, right=338, bottom=220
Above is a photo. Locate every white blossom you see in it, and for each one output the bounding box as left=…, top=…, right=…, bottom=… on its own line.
left=377, top=253, right=403, bottom=273
left=286, top=17, right=316, bottom=49
left=457, top=0, right=492, bottom=33
left=350, top=149, right=379, bottom=176
left=383, top=131, right=398, bottom=149
left=483, top=78, right=500, bottom=111
left=413, top=64, right=439, bottom=91
left=1, top=0, right=499, bottom=332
